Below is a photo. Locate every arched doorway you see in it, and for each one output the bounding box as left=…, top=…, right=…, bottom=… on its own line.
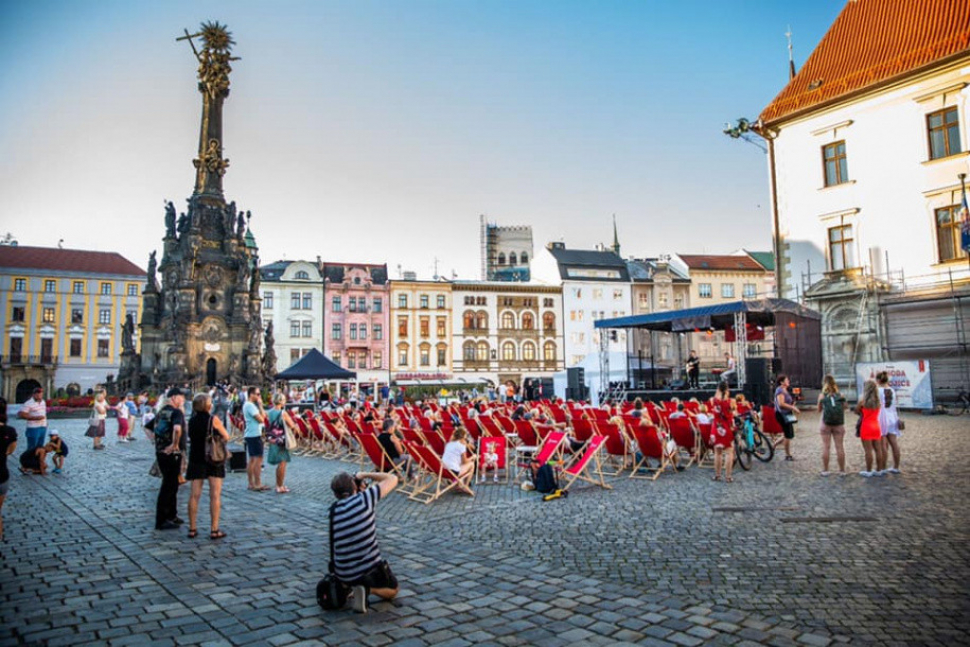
left=16, top=379, right=42, bottom=404
left=206, top=358, right=217, bottom=386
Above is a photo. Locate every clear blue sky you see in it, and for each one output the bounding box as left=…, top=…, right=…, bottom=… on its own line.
left=0, top=0, right=845, bottom=279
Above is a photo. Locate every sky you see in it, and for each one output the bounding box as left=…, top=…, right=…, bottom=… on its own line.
left=0, top=0, right=846, bottom=280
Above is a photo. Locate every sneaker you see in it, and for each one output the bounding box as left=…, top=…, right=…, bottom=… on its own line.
left=874, top=470, right=887, bottom=476
left=156, top=521, right=180, bottom=531
left=819, top=471, right=830, bottom=477
left=785, top=455, right=794, bottom=462
left=351, top=585, right=368, bottom=613
left=888, top=467, right=901, bottom=474
left=859, top=471, right=872, bottom=477
left=493, top=476, right=499, bottom=483
left=52, top=468, right=62, bottom=474
left=838, top=471, right=847, bottom=477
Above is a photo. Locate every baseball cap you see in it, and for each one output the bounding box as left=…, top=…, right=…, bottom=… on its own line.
left=50, top=430, right=59, bottom=436
left=166, top=387, right=185, bottom=397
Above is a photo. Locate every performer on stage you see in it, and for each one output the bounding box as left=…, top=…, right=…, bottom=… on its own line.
left=722, top=352, right=737, bottom=386
left=686, top=350, right=700, bottom=389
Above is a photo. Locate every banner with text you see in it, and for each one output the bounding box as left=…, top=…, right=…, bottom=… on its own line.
left=855, top=361, right=933, bottom=409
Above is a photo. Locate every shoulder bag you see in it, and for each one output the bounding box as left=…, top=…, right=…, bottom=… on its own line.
left=316, top=502, right=350, bottom=610
left=284, top=414, right=298, bottom=451
left=206, top=416, right=229, bottom=464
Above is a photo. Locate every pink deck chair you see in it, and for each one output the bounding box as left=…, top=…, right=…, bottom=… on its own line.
left=559, top=435, right=612, bottom=491
left=405, top=441, right=475, bottom=504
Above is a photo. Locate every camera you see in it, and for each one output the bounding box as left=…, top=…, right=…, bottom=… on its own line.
left=354, top=477, right=365, bottom=491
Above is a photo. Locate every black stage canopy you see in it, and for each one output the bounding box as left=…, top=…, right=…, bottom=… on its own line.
left=593, top=298, right=820, bottom=333
left=274, top=348, right=357, bottom=381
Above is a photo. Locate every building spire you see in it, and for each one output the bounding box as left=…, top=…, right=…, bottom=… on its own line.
left=612, top=214, right=620, bottom=256
left=786, top=25, right=796, bottom=81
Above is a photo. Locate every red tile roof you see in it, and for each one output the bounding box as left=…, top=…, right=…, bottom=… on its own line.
left=760, top=0, right=970, bottom=125
left=0, top=246, right=144, bottom=277
left=678, top=255, right=765, bottom=271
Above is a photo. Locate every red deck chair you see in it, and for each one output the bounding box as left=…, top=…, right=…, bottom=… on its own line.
left=516, top=431, right=567, bottom=483
left=549, top=406, right=568, bottom=425
left=668, top=415, right=700, bottom=468
left=306, top=416, right=332, bottom=457
left=478, top=416, right=504, bottom=438
left=463, top=418, right=483, bottom=441
left=402, top=428, right=424, bottom=446
left=478, top=435, right=509, bottom=484
left=405, top=441, right=475, bottom=504
left=630, top=424, right=673, bottom=480
left=572, top=417, right=596, bottom=442
left=559, top=436, right=612, bottom=491
left=513, top=420, right=540, bottom=447
left=595, top=422, right=630, bottom=476
left=292, top=417, right=311, bottom=454
left=419, top=430, right=446, bottom=456
left=357, top=432, right=393, bottom=473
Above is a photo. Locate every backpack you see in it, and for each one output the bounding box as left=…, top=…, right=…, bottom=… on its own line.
left=267, top=410, right=286, bottom=446
left=152, top=408, right=176, bottom=451
left=317, top=503, right=350, bottom=610
left=533, top=463, right=559, bottom=494
left=822, top=395, right=845, bottom=426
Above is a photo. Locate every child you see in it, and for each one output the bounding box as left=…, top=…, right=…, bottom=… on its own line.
left=480, top=441, right=500, bottom=483
left=44, top=430, right=68, bottom=474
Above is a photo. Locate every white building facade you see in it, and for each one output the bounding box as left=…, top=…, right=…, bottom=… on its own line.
left=259, top=260, right=326, bottom=374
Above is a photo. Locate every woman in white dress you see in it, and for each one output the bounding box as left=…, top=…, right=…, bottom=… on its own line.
left=876, top=371, right=901, bottom=474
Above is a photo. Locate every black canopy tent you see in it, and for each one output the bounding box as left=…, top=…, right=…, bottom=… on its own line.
left=274, top=348, right=356, bottom=381
left=594, top=298, right=822, bottom=392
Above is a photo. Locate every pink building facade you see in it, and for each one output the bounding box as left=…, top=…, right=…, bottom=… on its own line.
left=322, top=263, right=390, bottom=388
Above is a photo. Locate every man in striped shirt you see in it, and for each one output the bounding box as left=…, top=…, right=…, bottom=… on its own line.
left=330, top=470, right=399, bottom=613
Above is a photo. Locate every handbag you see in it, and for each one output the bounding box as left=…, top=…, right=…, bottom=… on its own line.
left=783, top=413, right=798, bottom=425
left=317, top=503, right=350, bottom=610
left=897, top=419, right=905, bottom=431
left=284, top=424, right=298, bottom=451
left=206, top=417, right=229, bottom=464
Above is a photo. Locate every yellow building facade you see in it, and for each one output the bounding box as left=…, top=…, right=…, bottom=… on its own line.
left=388, top=280, right=453, bottom=380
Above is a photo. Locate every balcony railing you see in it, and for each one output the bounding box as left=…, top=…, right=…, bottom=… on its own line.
left=0, top=354, right=59, bottom=366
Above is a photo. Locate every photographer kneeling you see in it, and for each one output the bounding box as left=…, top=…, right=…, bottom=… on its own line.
left=330, top=470, right=399, bottom=613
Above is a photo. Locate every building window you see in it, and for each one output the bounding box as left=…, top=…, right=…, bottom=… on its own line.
left=373, top=298, right=383, bottom=313
left=127, top=284, right=138, bottom=296
left=302, top=293, right=312, bottom=310
left=509, top=252, right=518, bottom=265
left=331, top=296, right=342, bottom=312
left=373, top=351, right=382, bottom=369
left=14, top=278, right=26, bottom=291
left=543, top=298, right=552, bottom=307
left=501, top=312, right=515, bottom=329
left=302, top=321, right=312, bottom=338
left=97, top=339, right=110, bottom=358
left=42, top=307, right=55, bottom=323
left=348, top=296, right=357, bottom=312
left=420, top=346, right=430, bottom=366
left=464, top=296, right=474, bottom=306
left=331, top=323, right=342, bottom=340
left=347, top=354, right=356, bottom=369
left=936, top=204, right=968, bottom=262
left=436, top=317, right=446, bottom=337
left=359, top=324, right=367, bottom=340
left=290, top=321, right=301, bottom=337
left=100, top=283, right=111, bottom=295
left=72, top=281, right=84, bottom=294
left=572, top=288, right=582, bottom=298
left=398, top=294, right=408, bottom=309
left=419, top=317, right=430, bottom=338
left=333, top=351, right=341, bottom=366
left=927, top=107, right=961, bottom=160
left=463, top=341, right=475, bottom=361
left=828, top=223, right=856, bottom=271
left=743, top=283, right=757, bottom=298
left=699, top=283, right=712, bottom=298
left=398, top=317, right=408, bottom=337
left=522, top=313, right=535, bottom=330
left=398, top=346, right=409, bottom=366
left=613, top=289, right=623, bottom=300
left=12, top=306, right=25, bottom=322
left=543, top=312, right=555, bottom=331
left=419, top=294, right=429, bottom=309
left=263, top=292, right=273, bottom=308
left=544, top=341, right=556, bottom=361
left=592, top=288, right=603, bottom=299
left=502, top=341, right=516, bottom=361
left=436, top=295, right=446, bottom=309
left=476, top=341, right=489, bottom=361
left=822, top=140, right=848, bottom=186
left=463, top=311, right=475, bottom=330
left=358, top=352, right=367, bottom=369
left=99, top=309, right=111, bottom=325
left=70, top=338, right=82, bottom=357
left=498, top=252, right=506, bottom=265
left=291, top=293, right=301, bottom=309
left=294, top=270, right=309, bottom=280
left=721, top=284, right=735, bottom=299
left=291, top=349, right=301, bottom=363
left=44, top=280, right=56, bottom=293
left=523, top=342, right=536, bottom=361
left=373, top=324, right=383, bottom=340
left=436, top=346, right=446, bottom=367
left=349, top=323, right=358, bottom=340
left=476, top=312, right=488, bottom=329
left=522, top=253, right=529, bottom=264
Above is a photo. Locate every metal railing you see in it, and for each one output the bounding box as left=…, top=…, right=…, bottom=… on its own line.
left=0, top=354, right=59, bottom=366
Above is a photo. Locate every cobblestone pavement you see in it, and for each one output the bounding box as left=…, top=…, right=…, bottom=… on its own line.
left=2, top=410, right=968, bottom=646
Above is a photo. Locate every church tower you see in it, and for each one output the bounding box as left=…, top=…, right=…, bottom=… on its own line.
left=125, top=22, right=265, bottom=389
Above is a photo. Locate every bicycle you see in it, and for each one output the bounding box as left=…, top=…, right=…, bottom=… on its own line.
left=733, top=412, right=773, bottom=471
left=933, top=387, right=970, bottom=416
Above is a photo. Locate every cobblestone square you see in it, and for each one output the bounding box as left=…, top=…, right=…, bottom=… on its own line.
left=2, top=410, right=968, bottom=646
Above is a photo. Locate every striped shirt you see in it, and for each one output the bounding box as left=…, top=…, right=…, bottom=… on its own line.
left=331, top=484, right=383, bottom=582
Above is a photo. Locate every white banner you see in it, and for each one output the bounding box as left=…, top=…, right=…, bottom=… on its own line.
left=855, top=361, right=933, bottom=409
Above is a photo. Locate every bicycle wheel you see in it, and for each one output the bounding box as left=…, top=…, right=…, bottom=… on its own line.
left=752, top=429, right=774, bottom=462
left=734, top=436, right=752, bottom=471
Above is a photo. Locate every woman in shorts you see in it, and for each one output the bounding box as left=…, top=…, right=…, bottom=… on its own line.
left=816, top=375, right=847, bottom=476
left=441, top=427, right=475, bottom=493
left=876, top=371, right=901, bottom=474
left=773, top=375, right=798, bottom=461
left=186, top=392, right=230, bottom=539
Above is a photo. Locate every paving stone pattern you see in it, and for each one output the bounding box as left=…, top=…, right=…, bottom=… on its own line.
left=2, top=410, right=968, bottom=646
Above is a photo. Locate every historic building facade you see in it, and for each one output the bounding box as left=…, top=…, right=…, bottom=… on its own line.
left=0, top=246, right=144, bottom=401
left=451, top=281, right=564, bottom=387
left=757, top=0, right=970, bottom=396
left=388, top=280, right=453, bottom=381
left=480, top=215, right=533, bottom=282
left=626, top=258, right=691, bottom=382
left=323, top=263, right=390, bottom=385
left=259, top=260, right=326, bottom=374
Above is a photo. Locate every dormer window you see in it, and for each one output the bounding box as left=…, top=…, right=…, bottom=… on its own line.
left=294, top=270, right=310, bottom=280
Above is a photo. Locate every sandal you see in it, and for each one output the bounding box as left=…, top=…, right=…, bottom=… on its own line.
left=210, top=529, right=227, bottom=540
left=188, top=529, right=198, bottom=539
left=256, top=485, right=271, bottom=491
left=712, top=475, right=721, bottom=481
left=276, top=486, right=290, bottom=493
left=725, top=476, right=734, bottom=483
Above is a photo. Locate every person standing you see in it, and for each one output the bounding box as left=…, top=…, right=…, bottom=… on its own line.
left=773, top=375, right=798, bottom=461
left=18, top=387, right=47, bottom=451
left=149, top=388, right=186, bottom=530
left=686, top=351, right=700, bottom=389
left=115, top=394, right=131, bottom=443
left=266, top=394, right=295, bottom=494
left=243, top=387, right=269, bottom=491
left=330, top=471, right=400, bottom=613
left=86, top=390, right=109, bottom=451
left=186, top=392, right=229, bottom=540
left=856, top=379, right=886, bottom=477
left=876, top=371, right=901, bottom=474
left=0, top=409, right=17, bottom=541
left=817, top=375, right=847, bottom=476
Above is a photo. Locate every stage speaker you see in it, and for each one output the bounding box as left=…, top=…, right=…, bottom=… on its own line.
left=228, top=447, right=247, bottom=472
left=567, top=367, right=585, bottom=389
left=537, top=378, right=554, bottom=399
left=771, top=358, right=783, bottom=376
left=746, top=358, right=769, bottom=385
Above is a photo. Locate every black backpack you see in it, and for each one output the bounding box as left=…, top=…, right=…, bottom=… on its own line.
left=822, top=395, right=845, bottom=426
left=317, top=503, right=350, bottom=610
left=533, top=463, right=559, bottom=494
left=152, top=408, right=176, bottom=451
